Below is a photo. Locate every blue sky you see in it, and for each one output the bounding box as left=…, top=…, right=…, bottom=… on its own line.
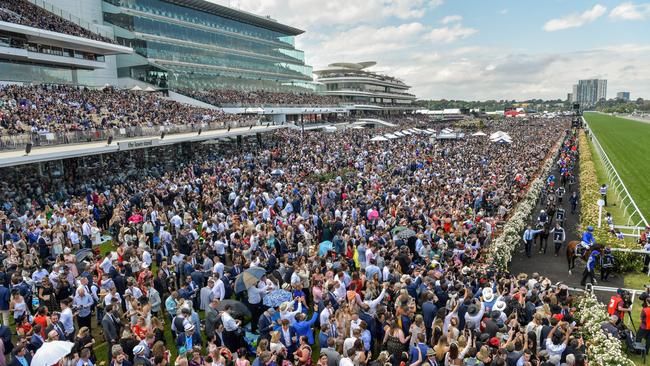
left=212, top=0, right=650, bottom=100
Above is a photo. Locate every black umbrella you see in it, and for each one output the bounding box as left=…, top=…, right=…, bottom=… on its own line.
left=216, top=299, right=251, bottom=319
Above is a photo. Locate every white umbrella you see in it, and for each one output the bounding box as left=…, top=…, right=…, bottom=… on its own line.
left=144, top=86, right=156, bottom=92
left=426, top=128, right=437, bottom=133
left=393, top=132, right=405, bottom=137
left=32, top=341, right=74, bottom=366
left=130, top=85, right=142, bottom=91
left=384, top=134, right=398, bottom=139
left=370, top=136, right=388, bottom=142
left=401, top=130, right=412, bottom=135
left=472, top=131, right=487, bottom=136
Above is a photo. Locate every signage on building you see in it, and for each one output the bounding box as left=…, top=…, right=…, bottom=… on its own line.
left=117, top=139, right=159, bottom=151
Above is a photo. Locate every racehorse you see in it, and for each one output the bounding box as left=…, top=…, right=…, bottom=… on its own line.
left=566, top=241, right=602, bottom=274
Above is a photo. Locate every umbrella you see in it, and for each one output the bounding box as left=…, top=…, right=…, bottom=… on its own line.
left=263, top=289, right=293, bottom=307
left=271, top=169, right=284, bottom=176
left=130, top=85, right=142, bottom=91
left=318, top=240, right=333, bottom=256
left=370, top=136, right=388, bottom=142
left=396, top=228, right=416, bottom=239
left=472, top=131, right=487, bottom=136
left=31, top=341, right=74, bottom=366
left=391, top=226, right=408, bottom=234
left=216, top=299, right=251, bottom=318
left=128, top=214, right=143, bottom=223
left=234, top=266, right=266, bottom=293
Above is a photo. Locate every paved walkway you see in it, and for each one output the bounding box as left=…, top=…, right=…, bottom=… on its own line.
left=509, top=138, right=625, bottom=294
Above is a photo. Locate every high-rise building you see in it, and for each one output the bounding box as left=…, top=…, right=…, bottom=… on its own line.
left=567, top=93, right=573, bottom=102
left=575, top=79, right=607, bottom=106
left=617, top=92, right=631, bottom=101
left=572, top=84, right=578, bottom=103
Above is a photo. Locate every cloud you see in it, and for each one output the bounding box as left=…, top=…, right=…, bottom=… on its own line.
left=440, top=15, right=463, bottom=24
left=609, top=2, right=650, bottom=20
left=425, top=24, right=478, bottom=43
left=543, top=4, right=607, bottom=31
left=208, top=0, right=441, bottom=28
left=499, top=9, right=509, bottom=15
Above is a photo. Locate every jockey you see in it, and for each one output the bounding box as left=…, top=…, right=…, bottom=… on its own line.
left=576, top=226, right=596, bottom=255
left=537, top=209, right=548, bottom=226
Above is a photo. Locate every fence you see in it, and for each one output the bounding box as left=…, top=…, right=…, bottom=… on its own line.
left=0, top=119, right=260, bottom=151
left=582, top=116, right=648, bottom=228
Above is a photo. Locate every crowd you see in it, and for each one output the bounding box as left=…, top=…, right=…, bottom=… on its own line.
left=0, top=118, right=603, bottom=366
left=0, top=0, right=117, bottom=44
left=0, top=85, right=258, bottom=137
left=175, top=89, right=341, bottom=107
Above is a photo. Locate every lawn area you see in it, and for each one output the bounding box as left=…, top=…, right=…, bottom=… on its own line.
left=584, top=112, right=650, bottom=219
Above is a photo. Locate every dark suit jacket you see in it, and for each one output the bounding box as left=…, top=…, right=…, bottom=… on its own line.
left=205, top=307, right=219, bottom=341
left=258, top=313, right=274, bottom=340
left=46, top=321, right=66, bottom=340
left=279, top=326, right=297, bottom=352
left=8, top=353, right=32, bottom=366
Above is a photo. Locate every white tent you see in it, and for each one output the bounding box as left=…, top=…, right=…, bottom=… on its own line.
left=370, top=136, right=388, bottom=142
left=324, top=126, right=337, bottom=132
left=130, top=85, right=143, bottom=91
left=393, top=132, right=405, bottom=137
left=472, top=131, right=487, bottom=136
left=384, top=134, right=399, bottom=139
left=491, top=137, right=512, bottom=144
left=490, top=131, right=509, bottom=139
left=144, top=86, right=156, bottom=92
left=441, top=128, right=454, bottom=134
left=244, top=107, right=264, bottom=114
left=401, top=130, right=412, bottom=135
left=426, top=128, right=437, bottom=133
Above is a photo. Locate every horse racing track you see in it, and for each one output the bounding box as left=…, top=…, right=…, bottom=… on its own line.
left=584, top=112, right=650, bottom=218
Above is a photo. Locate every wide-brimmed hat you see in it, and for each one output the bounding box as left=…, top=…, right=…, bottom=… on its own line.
left=493, top=300, right=507, bottom=312
left=184, top=323, right=195, bottom=332
left=482, top=288, right=494, bottom=302
left=467, top=304, right=479, bottom=316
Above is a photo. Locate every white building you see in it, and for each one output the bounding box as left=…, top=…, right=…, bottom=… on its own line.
left=314, top=61, right=416, bottom=114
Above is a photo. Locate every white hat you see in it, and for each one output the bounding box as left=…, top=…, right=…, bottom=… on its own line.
left=493, top=300, right=507, bottom=312
left=133, top=345, right=145, bottom=355
left=184, top=323, right=195, bottom=332
left=64, top=247, right=71, bottom=254
left=482, top=288, right=495, bottom=302
left=461, top=267, right=470, bottom=275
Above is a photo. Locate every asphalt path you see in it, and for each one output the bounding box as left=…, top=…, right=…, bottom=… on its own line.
left=509, top=140, right=624, bottom=299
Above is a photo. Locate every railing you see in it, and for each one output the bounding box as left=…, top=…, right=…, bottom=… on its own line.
left=0, top=119, right=260, bottom=151
left=583, top=116, right=649, bottom=228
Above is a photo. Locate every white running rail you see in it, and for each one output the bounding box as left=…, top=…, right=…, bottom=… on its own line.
left=582, top=116, right=649, bottom=228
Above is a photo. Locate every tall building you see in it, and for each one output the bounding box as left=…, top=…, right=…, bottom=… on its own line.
left=617, top=92, right=631, bottom=101
left=567, top=93, right=573, bottom=102
left=575, top=79, right=607, bottom=106
left=100, top=0, right=314, bottom=91
left=314, top=61, right=416, bottom=114
left=572, top=84, right=578, bottom=103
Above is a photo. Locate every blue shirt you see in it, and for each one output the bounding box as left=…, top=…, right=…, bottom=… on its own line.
left=185, top=335, right=193, bottom=349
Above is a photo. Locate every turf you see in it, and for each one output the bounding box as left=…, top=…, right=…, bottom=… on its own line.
left=584, top=112, right=650, bottom=221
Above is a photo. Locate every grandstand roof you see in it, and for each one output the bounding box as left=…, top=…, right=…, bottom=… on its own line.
left=163, top=0, right=304, bottom=35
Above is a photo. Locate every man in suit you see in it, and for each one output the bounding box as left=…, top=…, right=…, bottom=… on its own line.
left=258, top=308, right=276, bottom=341
left=421, top=292, right=438, bottom=342
left=175, top=323, right=201, bottom=352
left=28, top=324, right=44, bottom=352
left=45, top=312, right=67, bottom=340
left=8, top=344, right=32, bottom=366
left=204, top=297, right=220, bottom=342
left=278, top=319, right=297, bottom=355
left=102, top=304, right=122, bottom=360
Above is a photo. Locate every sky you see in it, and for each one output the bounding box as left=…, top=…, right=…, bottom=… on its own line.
left=211, top=0, right=650, bottom=100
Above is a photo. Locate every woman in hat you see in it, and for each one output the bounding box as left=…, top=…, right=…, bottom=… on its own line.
left=63, top=246, right=79, bottom=278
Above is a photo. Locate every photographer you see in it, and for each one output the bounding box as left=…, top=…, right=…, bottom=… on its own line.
left=638, top=297, right=650, bottom=354
left=607, top=288, right=631, bottom=326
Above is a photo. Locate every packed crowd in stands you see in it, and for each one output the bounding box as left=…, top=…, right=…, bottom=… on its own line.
left=0, top=119, right=599, bottom=366
left=175, top=88, right=342, bottom=107
left=0, top=85, right=258, bottom=137
left=0, top=0, right=117, bottom=44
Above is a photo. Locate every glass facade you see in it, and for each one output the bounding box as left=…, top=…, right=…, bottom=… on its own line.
left=102, top=0, right=314, bottom=91
left=0, top=60, right=76, bottom=84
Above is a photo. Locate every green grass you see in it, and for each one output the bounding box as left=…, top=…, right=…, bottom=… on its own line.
left=584, top=112, right=650, bottom=219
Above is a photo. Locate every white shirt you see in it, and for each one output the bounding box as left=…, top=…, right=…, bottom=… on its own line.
left=60, top=307, right=74, bottom=334
left=100, top=257, right=112, bottom=274
left=213, top=262, right=224, bottom=277
left=142, top=251, right=152, bottom=266
left=212, top=279, right=225, bottom=301
left=82, top=222, right=92, bottom=236
left=221, top=312, right=238, bottom=331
